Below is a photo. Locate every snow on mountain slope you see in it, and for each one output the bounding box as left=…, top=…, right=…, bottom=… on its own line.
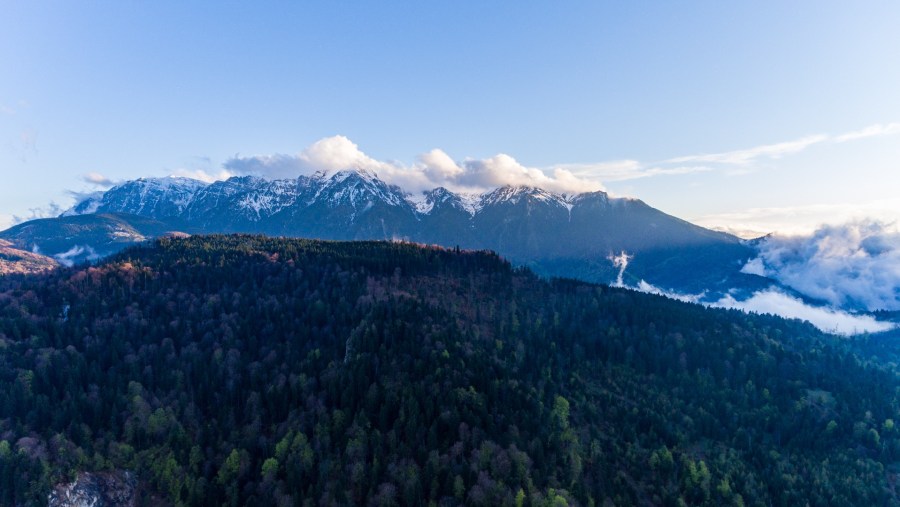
left=409, top=187, right=478, bottom=216
left=312, top=169, right=408, bottom=209
left=64, top=170, right=629, bottom=224
left=234, top=177, right=306, bottom=219
left=66, top=177, right=209, bottom=220
left=480, top=185, right=577, bottom=210
left=61, top=191, right=105, bottom=216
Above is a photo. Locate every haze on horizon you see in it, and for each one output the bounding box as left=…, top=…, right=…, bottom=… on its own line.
left=2, top=1, right=899, bottom=238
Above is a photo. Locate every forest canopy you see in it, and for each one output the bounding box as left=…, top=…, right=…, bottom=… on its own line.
left=0, top=235, right=898, bottom=506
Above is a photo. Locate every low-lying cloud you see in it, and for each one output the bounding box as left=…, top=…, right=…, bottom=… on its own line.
left=630, top=278, right=893, bottom=336
left=710, top=289, right=895, bottom=336
left=742, top=221, right=900, bottom=312
left=615, top=250, right=895, bottom=335
left=53, top=245, right=101, bottom=267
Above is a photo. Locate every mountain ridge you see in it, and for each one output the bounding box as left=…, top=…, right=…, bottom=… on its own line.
left=2, top=170, right=765, bottom=296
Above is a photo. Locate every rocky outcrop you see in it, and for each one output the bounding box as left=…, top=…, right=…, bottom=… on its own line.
left=49, top=472, right=136, bottom=507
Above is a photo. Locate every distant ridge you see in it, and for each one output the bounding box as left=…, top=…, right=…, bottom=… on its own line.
left=1, top=171, right=771, bottom=295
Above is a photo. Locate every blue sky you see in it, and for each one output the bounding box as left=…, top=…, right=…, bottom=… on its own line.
left=2, top=1, right=899, bottom=236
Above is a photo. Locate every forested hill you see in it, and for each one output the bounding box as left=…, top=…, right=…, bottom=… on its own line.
left=0, top=236, right=898, bottom=506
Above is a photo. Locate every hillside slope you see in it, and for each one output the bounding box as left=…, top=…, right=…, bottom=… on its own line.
left=0, top=236, right=896, bottom=506
left=0, top=240, right=58, bottom=275
left=0, top=213, right=181, bottom=266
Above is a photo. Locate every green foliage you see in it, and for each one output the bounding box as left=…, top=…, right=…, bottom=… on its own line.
left=217, top=449, right=242, bottom=486
left=260, top=458, right=278, bottom=479
left=0, top=235, right=897, bottom=505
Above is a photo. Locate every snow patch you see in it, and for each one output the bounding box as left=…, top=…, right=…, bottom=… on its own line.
left=405, top=192, right=433, bottom=214
left=458, top=193, right=483, bottom=216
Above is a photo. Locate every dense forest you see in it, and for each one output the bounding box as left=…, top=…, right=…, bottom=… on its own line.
left=0, top=235, right=898, bottom=506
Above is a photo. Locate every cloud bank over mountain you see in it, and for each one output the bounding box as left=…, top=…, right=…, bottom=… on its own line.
left=742, top=221, right=900, bottom=312
left=172, top=122, right=900, bottom=199
left=222, top=136, right=605, bottom=195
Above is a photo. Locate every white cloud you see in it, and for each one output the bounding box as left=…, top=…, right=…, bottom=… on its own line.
left=710, top=289, right=895, bottom=336
left=533, top=121, right=900, bottom=189
left=834, top=122, right=900, bottom=142
left=551, top=160, right=713, bottom=182
left=614, top=252, right=894, bottom=335
left=666, top=135, right=829, bottom=166
left=51, top=121, right=896, bottom=217
left=658, top=122, right=900, bottom=170
left=740, top=257, right=766, bottom=276
left=446, top=154, right=604, bottom=194
left=643, top=165, right=715, bottom=177
left=53, top=245, right=100, bottom=267
left=299, top=135, right=390, bottom=174
left=0, top=214, right=13, bottom=231
left=609, top=251, right=632, bottom=287
left=82, top=172, right=116, bottom=187
left=553, top=160, right=643, bottom=181
left=169, top=168, right=236, bottom=183
left=743, top=220, right=900, bottom=312
left=200, top=121, right=900, bottom=195
left=224, top=136, right=391, bottom=180
left=418, top=149, right=465, bottom=180
left=224, top=136, right=605, bottom=194
left=634, top=279, right=706, bottom=304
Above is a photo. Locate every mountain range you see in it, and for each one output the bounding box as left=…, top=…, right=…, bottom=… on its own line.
left=0, top=169, right=771, bottom=297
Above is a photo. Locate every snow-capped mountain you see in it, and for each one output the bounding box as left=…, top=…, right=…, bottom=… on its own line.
left=65, top=177, right=208, bottom=220
left=2, top=169, right=770, bottom=295
left=479, top=185, right=575, bottom=210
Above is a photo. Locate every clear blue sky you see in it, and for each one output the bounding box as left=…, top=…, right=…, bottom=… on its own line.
left=2, top=1, right=899, bottom=235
